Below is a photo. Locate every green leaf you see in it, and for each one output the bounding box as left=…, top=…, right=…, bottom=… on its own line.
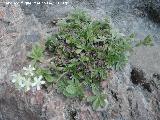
left=143, top=35, right=153, bottom=46
left=87, top=96, right=97, bottom=102
left=100, top=97, right=106, bottom=107
left=66, top=85, right=77, bottom=94
left=91, top=84, right=100, bottom=95
left=89, top=94, right=106, bottom=110
left=45, top=36, right=58, bottom=52
left=58, top=79, right=68, bottom=92
left=36, top=68, right=55, bottom=83
left=92, top=97, right=100, bottom=110
left=44, top=75, right=55, bottom=83
left=80, top=55, right=89, bottom=62
left=75, top=49, right=82, bottom=54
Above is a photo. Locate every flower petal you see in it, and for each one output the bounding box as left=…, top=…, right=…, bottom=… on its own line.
left=32, top=67, right=36, bottom=71
left=20, top=83, right=25, bottom=88
left=23, top=67, right=27, bottom=70
left=12, top=79, right=17, bottom=83
left=32, top=82, right=36, bottom=87
left=37, top=85, right=41, bottom=90
left=34, top=77, right=38, bottom=81
left=41, top=81, right=45, bottom=84
left=26, top=86, right=30, bottom=91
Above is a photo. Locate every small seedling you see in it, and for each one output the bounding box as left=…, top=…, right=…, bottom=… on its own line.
left=29, top=44, right=44, bottom=62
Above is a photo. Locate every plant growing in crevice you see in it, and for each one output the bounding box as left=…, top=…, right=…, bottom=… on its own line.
left=45, top=10, right=134, bottom=110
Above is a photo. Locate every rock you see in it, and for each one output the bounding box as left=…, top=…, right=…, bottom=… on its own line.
left=0, top=3, right=46, bottom=120
left=135, top=0, right=160, bottom=23
left=129, top=46, right=160, bottom=119
left=0, top=0, right=160, bottom=120
left=7, top=0, right=160, bottom=43
left=0, top=85, right=46, bottom=120
left=130, top=46, right=160, bottom=76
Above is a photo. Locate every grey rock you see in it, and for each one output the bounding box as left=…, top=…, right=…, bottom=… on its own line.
left=0, top=85, right=46, bottom=120
left=134, top=0, right=160, bottom=23
left=0, top=0, right=160, bottom=120
left=19, top=31, right=41, bottom=43
left=130, top=46, right=160, bottom=76
left=13, top=0, right=160, bottom=44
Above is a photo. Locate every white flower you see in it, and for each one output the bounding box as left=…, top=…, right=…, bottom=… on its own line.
left=19, top=80, right=25, bottom=88
left=12, top=73, right=20, bottom=83
left=11, top=65, right=46, bottom=92
left=23, top=65, right=35, bottom=76
left=32, top=76, right=45, bottom=90
left=24, top=78, right=32, bottom=91
left=12, top=73, right=25, bottom=88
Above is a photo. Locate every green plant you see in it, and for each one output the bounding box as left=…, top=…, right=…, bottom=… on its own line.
left=63, top=77, right=84, bottom=97
left=36, top=67, right=54, bottom=83
left=29, top=44, right=44, bottom=62
left=136, top=35, right=154, bottom=46
left=87, top=84, right=106, bottom=110
left=45, top=10, right=134, bottom=109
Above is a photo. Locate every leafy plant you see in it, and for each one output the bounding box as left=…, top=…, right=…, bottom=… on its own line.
left=63, top=78, right=84, bottom=98
left=12, top=44, right=54, bottom=92
left=45, top=10, right=134, bottom=109
left=29, top=44, right=44, bottom=62
left=136, top=35, right=154, bottom=46
left=87, top=84, right=107, bottom=110
left=36, top=67, right=54, bottom=83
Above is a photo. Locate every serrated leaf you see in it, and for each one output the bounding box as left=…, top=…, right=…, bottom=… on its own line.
left=44, top=75, right=55, bottom=83
left=75, top=49, right=82, bottom=54
left=100, top=98, right=106, bottom=107
left=66, top=85, right=77, bottom=94
left=87, top=96, right=97, bottom=102
left=92, top=97, right=100, bottom=110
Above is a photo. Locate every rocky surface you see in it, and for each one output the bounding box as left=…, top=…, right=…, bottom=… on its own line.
left=136, top=0, right=160, bottom=23
left=0, top=3, right=46, bottom=120
left=130, top=46, right=160, bottom=76
left=0, top=0, right=160, bottom=120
